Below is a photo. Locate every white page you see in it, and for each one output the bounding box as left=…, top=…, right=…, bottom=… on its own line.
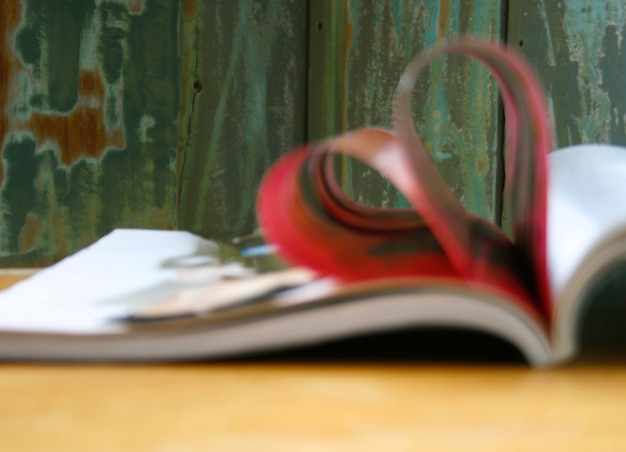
left=547, top=144, right=626, bottom=300
left=0, top=229, right=222, bottom=333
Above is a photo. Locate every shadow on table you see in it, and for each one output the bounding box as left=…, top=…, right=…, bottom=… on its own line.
left=220, top=327, right=530, bottom=365
left=220, top=323, right=626, bottom=366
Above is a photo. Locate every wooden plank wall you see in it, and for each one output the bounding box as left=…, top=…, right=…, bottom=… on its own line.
left=177, top=0, right=308, bottom=240
left=2, top=0, right=626, bottom=266
left=309, top=0, right=506, bottom=221
left=0, top=0, right=308, bottom=265
left=509, top=0, right=626, bottom=149
left=0, top=0, right=187, bottom=265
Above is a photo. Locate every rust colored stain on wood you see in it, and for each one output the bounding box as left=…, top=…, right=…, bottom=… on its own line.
left=1, top=1, right=124, bottom=167
left=438, top=0, right=452, bottom=38
left=17, top=212, right=41, bottom=252
left=0, top=1, right=24, bottom=185
left=127, top=0, right=144, bottom=15
left=14, top=70, right=125, bottom=166
left=181, top=0, right=198, bottom=18
left=1, top=0, right=181, bottom=265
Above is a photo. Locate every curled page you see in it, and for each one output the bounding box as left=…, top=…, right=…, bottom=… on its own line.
left=257, top=38, right=552, bottom=317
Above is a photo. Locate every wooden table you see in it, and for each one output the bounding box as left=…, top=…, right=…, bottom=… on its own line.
left=1, top=272, right=625, bottom=451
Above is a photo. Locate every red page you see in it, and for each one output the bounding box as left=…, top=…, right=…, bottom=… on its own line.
left=257, top=38, right=552, bottom=321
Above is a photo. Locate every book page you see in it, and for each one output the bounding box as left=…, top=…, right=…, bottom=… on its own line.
left=548, top=144, right=626, bottom=299
left=257, top=38, right=552, bottom=316
left=548, top=144, right=626, bottom=360
left=0, top=229, right=226, bottom=333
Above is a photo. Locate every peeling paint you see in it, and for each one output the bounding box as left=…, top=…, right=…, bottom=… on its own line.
left=13, top=70, right=126, bottom=165
left=438, top=0, right=452, bottom=38
left=510, top=0, right=626, bottom=147
left=177, top=0, right=308, bottom=239
left=337, top=0, right=503, bottom=220
left=4, top=0, right=623, bottom=266
left=127, top=0, right=145, bottom=15
left=0, top=1, right=25, bottom=185
left=18, top=212, right=41, bottom=252
left=1, top=0, right=180, bottom=265
left=137, top=114, right=156, bottom=143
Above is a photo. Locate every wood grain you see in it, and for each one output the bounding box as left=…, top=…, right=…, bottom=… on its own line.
left=4, top=0, right=626, bottom=267
left=0, top=269, right=37, bottom=290
left=309, top=0, right=506, bottom=222
left=508, top=0, right=626, bottom=148
left=177, top=0, right=309, bottom=239
left=0, top=364, right=625, bottom=451
left=0, top=0, right=182, bottom=266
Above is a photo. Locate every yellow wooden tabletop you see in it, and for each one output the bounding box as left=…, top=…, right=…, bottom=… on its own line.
left=1, top=271, right=625, bottom=451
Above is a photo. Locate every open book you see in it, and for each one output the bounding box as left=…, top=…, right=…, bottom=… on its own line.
left=1, top=39, right=625, bottom=365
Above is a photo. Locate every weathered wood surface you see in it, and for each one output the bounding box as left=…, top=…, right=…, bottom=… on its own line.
left=3, top=0, right=626, bottom=266
left=176, top=0, right=309, bottom=240
left=0, top=0, right=187, bottom=265
left=0, top=0, right=309, bottom=264
left=508, top=0, right=626, bottom=148
left=309, top=0, right=506, bottom=222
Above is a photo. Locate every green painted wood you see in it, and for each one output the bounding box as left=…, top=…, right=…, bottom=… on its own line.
left=308, top=0, right=347, bottom=142
left=309, top=0, right=506, bottom=222
left=0, top=0, right=183, bottom=266
left=177, top=0, right=309, bottom=240
left=508, top=0, right=626, bottom=148
left=6, top=0, right=625, bottom=269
